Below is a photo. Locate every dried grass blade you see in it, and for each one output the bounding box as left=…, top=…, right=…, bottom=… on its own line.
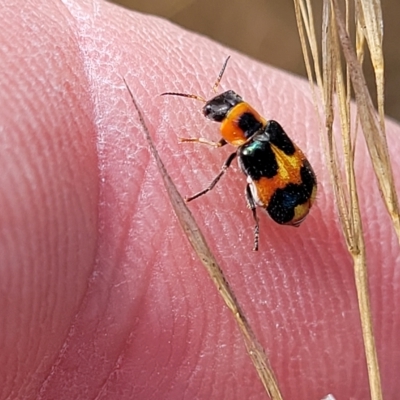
left=330, top=2, right=383, bottom=399
left=333, top=0, right=400, bottom=241
left=322, top=1, right=354, bottom=247
left=357, top=0, right=385, bottom=131
left=294, top=0, right=385, bottom=398
left=123, top=80, right=283, bottom=400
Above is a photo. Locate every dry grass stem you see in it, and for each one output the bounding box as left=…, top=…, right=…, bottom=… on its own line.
left=293, top=0, right=393, bottom=399
left=124, top=80, right=283, bottom=399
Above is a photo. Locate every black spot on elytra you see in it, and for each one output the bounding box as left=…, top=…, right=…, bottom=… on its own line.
left=239, top=139, right=278, bottom=180
left=266, top=120, right=296, bottom=155
left=266, top=163, right=316, bottom=224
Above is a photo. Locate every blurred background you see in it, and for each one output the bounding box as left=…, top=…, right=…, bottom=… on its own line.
left=111, top=0, right=400, bottom=122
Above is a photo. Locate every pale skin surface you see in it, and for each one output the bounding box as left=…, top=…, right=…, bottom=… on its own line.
left=0, top=1, right=399, bottom=399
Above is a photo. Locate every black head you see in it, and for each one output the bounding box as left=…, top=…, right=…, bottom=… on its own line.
left=203, top=90, right=243, bottom=122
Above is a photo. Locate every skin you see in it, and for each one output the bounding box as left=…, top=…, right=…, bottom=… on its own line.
left=0, top=0, right=399, bottom=399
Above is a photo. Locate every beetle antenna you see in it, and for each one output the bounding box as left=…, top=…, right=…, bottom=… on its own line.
left=212, top=56, right=230, bottom=92
left=160, top=92, right=206, bottom=102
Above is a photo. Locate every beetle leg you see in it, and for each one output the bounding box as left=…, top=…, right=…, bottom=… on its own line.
left=179, top=137, right=227, bottom=148
left=186, top=151, right=237, bottom=202
left=245, top=183, right=260, bottom=251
